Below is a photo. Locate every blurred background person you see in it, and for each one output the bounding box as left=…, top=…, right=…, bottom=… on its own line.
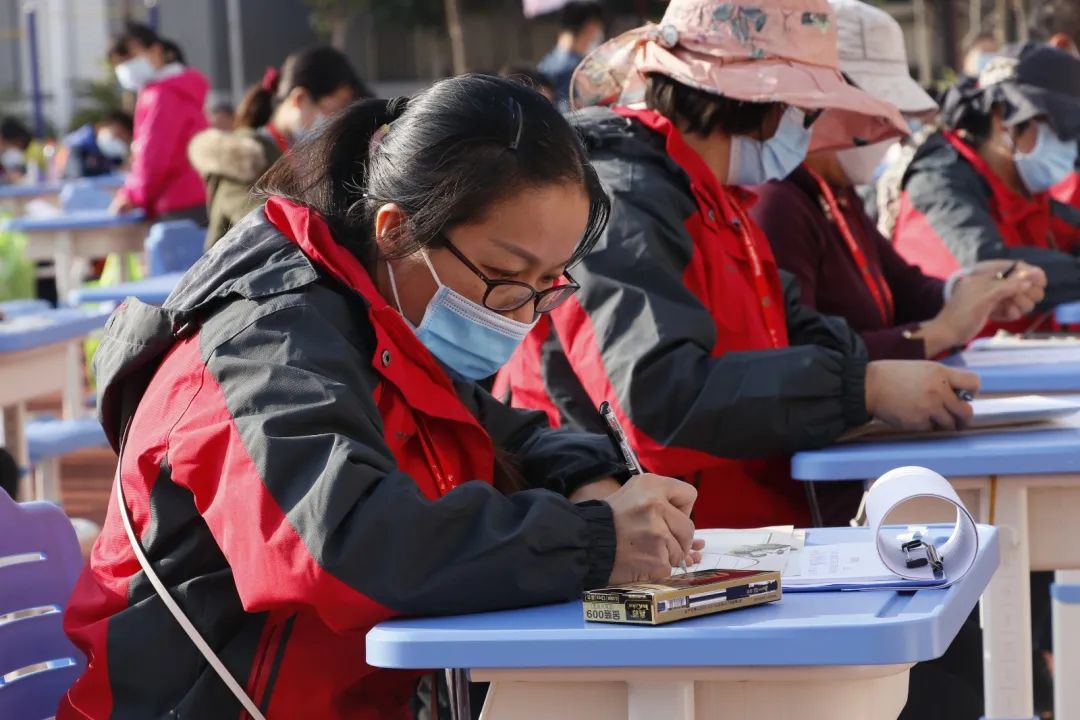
left=0, top=116, right=47, bottom=183
left=209, top=102, right=236, bottom=132
left=538, top=1, right=605, bottom=111
left=189, top=46, right=364, bottom=248
left=892, top=44, right=1080, bottom=320
left=60, top=111, right=133, bottom=179
left=962, top=33, right=1001, bottom=78
left=107, top=22, right=209, bottom=224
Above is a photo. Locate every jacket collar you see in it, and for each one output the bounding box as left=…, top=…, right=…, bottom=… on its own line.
left=263, top=198, right=483, bottom=424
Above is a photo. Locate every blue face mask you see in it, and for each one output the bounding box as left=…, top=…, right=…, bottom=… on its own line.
left=387, top=252, right=538, bottom=381
left=1014, top=122, right=1078, bottom=195
left=726, top=106, right=812, bottom=186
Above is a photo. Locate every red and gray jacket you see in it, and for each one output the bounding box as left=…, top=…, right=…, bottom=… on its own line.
left=59, top=198, right=623, bottom=719
left=893, top=131, right=1080, bottom=310
left=495, top=108, right=872, bottom=530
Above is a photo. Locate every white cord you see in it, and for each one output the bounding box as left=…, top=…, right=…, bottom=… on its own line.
left=115, top=463, right=268, bottom=720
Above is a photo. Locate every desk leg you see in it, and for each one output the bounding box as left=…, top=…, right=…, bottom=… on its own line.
left=980, top=481, right=1034, bottom=718
left=2, top=403, right=29, bottom=501
left=63, top=340, right=84, bottom=419
left=1053, top=569, right=1080, bottom=720
left=54, top=231, right=75, bottom=303
left=628, top=680, right=693, bottom=720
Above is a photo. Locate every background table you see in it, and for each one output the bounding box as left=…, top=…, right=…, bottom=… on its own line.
left=1056, top=301, right=1080, bottom=325
left=67, top=271, right=182, bottom=307
left=0, top=174, right=125, bottom=213
left=792, top=417, right=1080, bottom=719
left=0, top=308, right=109, bottom=499
left=3, top=210, right=147, bottom=299
left=368, top=525, right=999, bottom=720
left=944, top=347, right=1080, bottom=393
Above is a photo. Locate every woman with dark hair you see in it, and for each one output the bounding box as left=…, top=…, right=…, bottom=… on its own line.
left=59, top=75, right=701, bottom=720
left=189, top=46, right=365, bottom=248
left=893, top=44, right=1080, bottom=318
left=107, top=23, right=209, bottom=224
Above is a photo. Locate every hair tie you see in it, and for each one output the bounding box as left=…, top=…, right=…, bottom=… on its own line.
left=261, top=66, right=280, bottom=93
left=386, top=96, right=410, bottom=121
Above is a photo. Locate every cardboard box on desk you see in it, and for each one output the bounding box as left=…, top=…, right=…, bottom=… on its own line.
left=583, top=569, right=781, bottom=625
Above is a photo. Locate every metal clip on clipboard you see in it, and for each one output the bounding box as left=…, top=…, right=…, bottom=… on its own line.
left=902, top=539, right=944, bottom=574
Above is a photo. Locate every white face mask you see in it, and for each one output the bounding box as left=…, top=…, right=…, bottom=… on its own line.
left=96, top=132, right=129, bottom=160
left=115, top=55, right=157, bottom=92
left=835, top=140, right=898, bottom=186
left=1, top=148, right=27, bottom=170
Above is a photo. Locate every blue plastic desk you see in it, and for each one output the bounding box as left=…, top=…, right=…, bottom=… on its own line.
left=3, top=209, right=145, bottom=233
left=2, top=210, right=148, bottom=301
left=1056, top=301, right=1080, bottom=325
left=368, top=526, right=999, bottom=720
left=0, top=299, right=51, bottom=319
left=0, top=309, right=109, bottom=353
left=68, top=272, right=182, bottom=306
left=0, top=174, right=125, bottom=200
left=944, top=350, right=1080, bottom=393
left=792, top=420, right=1080, bottom=719
left=0, top=308, right=108, bottom=489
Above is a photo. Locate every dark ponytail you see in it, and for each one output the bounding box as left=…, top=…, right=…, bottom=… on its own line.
left=236, top=67, right=280, bottom=130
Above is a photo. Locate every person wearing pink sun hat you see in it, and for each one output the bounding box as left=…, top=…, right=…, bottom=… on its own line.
left=495, top=0, right=981, bottom=531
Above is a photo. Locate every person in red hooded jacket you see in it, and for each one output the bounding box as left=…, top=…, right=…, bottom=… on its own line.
left=893, top=44, right=1080, bottom=316
left=108, top=23, right=209, bottom=225
left=59, top=75, right=703, bottom=720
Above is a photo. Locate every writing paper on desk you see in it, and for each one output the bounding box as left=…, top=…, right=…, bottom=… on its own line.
left=783, top=466, right=978, bottom=592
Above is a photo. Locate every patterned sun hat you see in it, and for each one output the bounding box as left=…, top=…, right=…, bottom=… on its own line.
left=570, top=0, right=908, bottom=150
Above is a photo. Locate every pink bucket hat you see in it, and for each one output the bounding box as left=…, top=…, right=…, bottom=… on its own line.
left=570, top=0, right=908, bottom=151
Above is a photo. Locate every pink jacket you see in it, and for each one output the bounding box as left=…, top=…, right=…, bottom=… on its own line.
left=120, top=67, right=209, bottom=218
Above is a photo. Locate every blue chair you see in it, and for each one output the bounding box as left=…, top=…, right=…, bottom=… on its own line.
left=144, top=220, right=203, bottom=276
left=26, top=418, right=109, bottom=502
left=58, top=181, right=113, bottom=213
left=0, top=491, right=86, bottom=719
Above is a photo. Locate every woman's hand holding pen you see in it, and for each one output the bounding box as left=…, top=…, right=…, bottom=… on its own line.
left=605, top=474, right=704, bottom=584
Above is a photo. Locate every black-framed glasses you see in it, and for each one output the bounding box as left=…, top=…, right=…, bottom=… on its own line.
left=442, top=239, right=581, bottom=316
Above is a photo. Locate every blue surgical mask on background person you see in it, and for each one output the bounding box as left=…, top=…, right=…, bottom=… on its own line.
left=1014, top=122, right=1078, bottom=194
left=727, top=106, right=812, bottom=186
left=115, top=56, right=156, bottom=92
left=387, top=251, right=538, bottom=381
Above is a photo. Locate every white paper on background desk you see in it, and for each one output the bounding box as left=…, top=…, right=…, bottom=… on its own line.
left=784, top=467, right=978, bottom=591
left=958, top=348, right=1080, bottom=367
left=841, top=395, right=1080, bottom=441
left=968, top=333, right=1080, bottom=351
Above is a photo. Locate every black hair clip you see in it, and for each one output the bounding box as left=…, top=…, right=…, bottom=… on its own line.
left=508, top=98, right=524, bottom=151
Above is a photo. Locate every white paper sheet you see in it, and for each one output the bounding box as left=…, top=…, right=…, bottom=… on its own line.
left=782, top=467, right=978, bottom=591
left=866, top=467, right=976, bottom=586
left=680, top=527, right=804, bottom=574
